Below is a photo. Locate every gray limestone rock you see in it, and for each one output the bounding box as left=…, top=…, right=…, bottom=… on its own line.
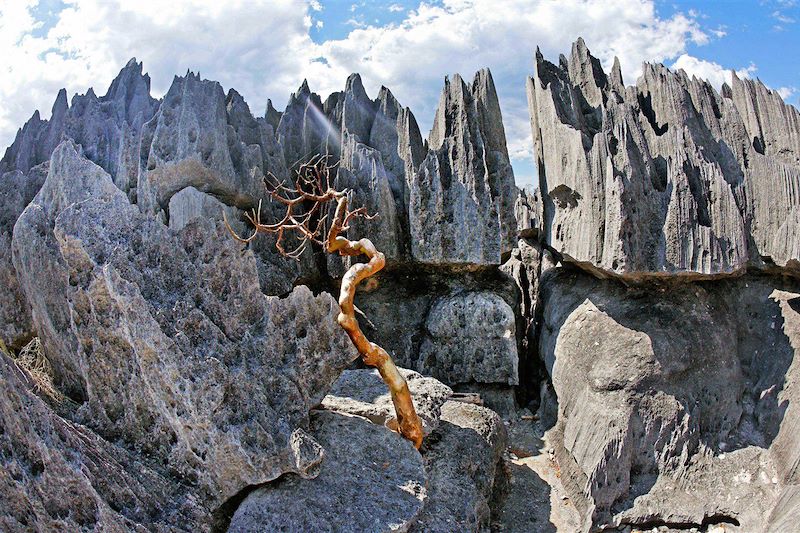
left=411, top=400, right=508, bottom=532
left=410, top=69, right=517, bottom=265
left=228, top=410, right=426, bottom=533
left=321, top=367, right=453, bottom=435
left=529, top=39, right=800, bottom=277
left=0, top=163, right=48, bottom=347
left=0, top=353, right=209, bottom=531
left=11, top=141, right=359, bottom=508
left=0, top=58, right=159, bottom=191
left=539, top=267, right=800, bottom=531
left=167, top=186, right=238, bottom=232
left=137, top=72, right=287, bottom=216
left=418, top=291, right=518, bottom=385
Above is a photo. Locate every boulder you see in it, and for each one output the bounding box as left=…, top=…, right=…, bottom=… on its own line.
left=419, top=291, right=518, bottom=385
left=322, top=367, right=453, bottom=434
left=228, top=410, right=426, bottom=533
left=411, top=401, right=508, bottom=532
left=11, top=141, right=359, bottom=508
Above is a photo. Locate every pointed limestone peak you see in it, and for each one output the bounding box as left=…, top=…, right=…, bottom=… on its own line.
left=721, top=82, right=733, bottom=99
left=265, top=98, right=282, bottom=131
left=610, top=56, right=624, bottom=89
left=298, top=79, right=312, bottom=97
left=52, top=89, right=69, bottom=118
left=344, top=73, right=368, bottom=99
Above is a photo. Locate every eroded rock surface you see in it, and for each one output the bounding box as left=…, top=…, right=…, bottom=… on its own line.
left=419, top=291, right=518, bottom=385
left=528, top=38, right=800, bottom=277
left=539, top=267, right=800, bottom=531
left=11, top=141, right=359, bottom=508
left=228, top=410, right=426, bottom=533
left=410, top=69, right=517, bottom=265
left=0, top=353, right=209, bottom=532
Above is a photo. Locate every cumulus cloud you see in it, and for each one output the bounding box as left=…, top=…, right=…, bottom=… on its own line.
left=0, top=0, right=731, bottom=186
left=671, top=54, right=757, bottom=90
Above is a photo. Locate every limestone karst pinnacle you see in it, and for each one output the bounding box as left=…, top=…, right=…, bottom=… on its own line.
left=2, top=41, right=800, bottom=532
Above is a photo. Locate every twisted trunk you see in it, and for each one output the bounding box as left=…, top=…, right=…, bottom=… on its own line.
left=326, top=196, right=424, bottom=449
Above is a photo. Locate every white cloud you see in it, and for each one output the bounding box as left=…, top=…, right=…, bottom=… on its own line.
left=0, top=0, right=725, bottom=184
left=777, top=86, right=797, bottom=100
left=772, top=10, right=796, bottom=24
left=672, top=54, right=757, bottom=90
left=388, top=3, right=404, bottom=12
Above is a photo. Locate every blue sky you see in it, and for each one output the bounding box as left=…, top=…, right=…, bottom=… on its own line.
left=1, top=0, right=797, bottom=189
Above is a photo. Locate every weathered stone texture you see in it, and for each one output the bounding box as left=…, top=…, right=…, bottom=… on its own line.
left=529, top=38, right=800, bottom=276
left=410, top=69, right=517, bottom=265
left=539, top=267, right=800, bottom=531
left=12, top=141, right=359, bottom=508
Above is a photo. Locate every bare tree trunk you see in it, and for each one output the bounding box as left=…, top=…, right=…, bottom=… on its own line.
left=326, top=197, right=423, bottom=449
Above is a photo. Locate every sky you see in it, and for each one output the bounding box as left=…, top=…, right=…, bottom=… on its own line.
left=0, top=0, right=798, bottom=189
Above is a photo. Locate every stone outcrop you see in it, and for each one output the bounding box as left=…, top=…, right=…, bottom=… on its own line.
left=229, top=375, right=506, bottom=533
left=528, top=38, right=800, bottom=277
left=538, top=267, right=800, bottom=531
left=410, top=69, right=517, bottom=265
left=136, top=73, right=287, bottom=216
left=11, top=141, right=359, bottom=508
left=0, top=59, right=159, bottom=347
left=0, top=59, right=158, bottom=190
left=0, top=352, right=209, bottom=531
left=410, top=401, right=508, bottom=532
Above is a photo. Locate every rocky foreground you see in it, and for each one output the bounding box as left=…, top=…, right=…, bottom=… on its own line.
left=1, top=39, right=800, bottom=532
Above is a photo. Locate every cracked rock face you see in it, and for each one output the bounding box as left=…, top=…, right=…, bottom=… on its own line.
left=528, top=38, right=800, bottom=277
left=11, top=141, right=358, bottom=508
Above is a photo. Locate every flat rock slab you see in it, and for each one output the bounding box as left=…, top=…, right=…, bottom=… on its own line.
left=321, top=367, right=452, bottom=434
left=229, top=410, right=426, bottom=533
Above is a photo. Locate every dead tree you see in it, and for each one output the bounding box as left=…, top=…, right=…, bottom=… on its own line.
left=224, top=156, right=424, bottom=449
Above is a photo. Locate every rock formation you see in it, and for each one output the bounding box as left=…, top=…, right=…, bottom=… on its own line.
left=528, top=37, right=800, bottom=278
left=2, top=44, right=800, bottom=532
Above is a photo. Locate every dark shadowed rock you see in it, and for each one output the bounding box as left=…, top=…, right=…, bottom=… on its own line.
left=0, top=163, right=48, bottom=347
left=228, top=410, right=426, bottom=533
left=12, top=141, right=359, bottom=508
